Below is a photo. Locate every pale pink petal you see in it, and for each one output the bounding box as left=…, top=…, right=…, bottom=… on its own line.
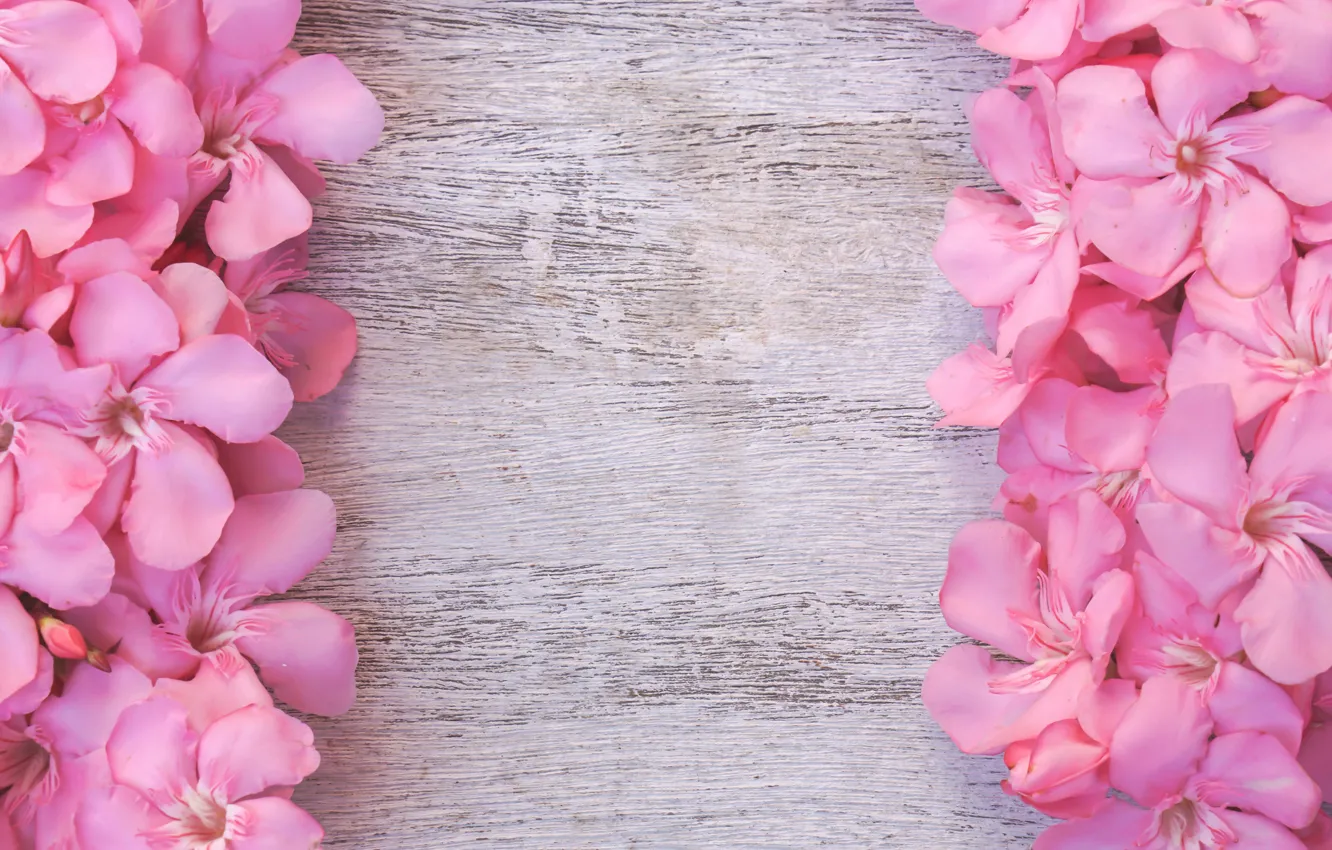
left=122, top=423, right=235, bottom=571
left=137, top=334, right=293, bottom=443
left=970, top=87, right=1054, bottom=200
left=1046, top=492, right=1125, bottom=608
left=1224, top=97, right=1332, bottom=208
left=0, top=650, right=49, bottom=723
left=1151, top=47, right=1256, bottom=133
left=1, top=515, right=112, bottom=609
left=13, top=420, right=106, bottom=534
left=995, top=229, right=1079, bottom=359
left=74, top=786, right=159, bottom=850
left=1211, top=661, right=1305, bottom=756
left=1137, top=501, right=1253, bottom=613
left=84, top=0, right=142, bottom=61
left=202, top=0, right=299, bottom=58
left=265, top=291, right=358, bottom=401
left=1224, top=811, right=1309, bottom=850
left=259, top=143, right=326, bottom=199
left=1084, top=252, right=1203, bottom=301
left=1202, top=180, right=1293, bottom=298
left=108, top=62, right=204, bottom=158
left=933, top=189, right=1049, bottom=308
left=62, top=591, right=198, bottom=681
left=253, top=54, right=384, bottom=164
left=236, top=601, right=357, bottom=717
left=0, top=170, right=93, bottom=258
left=136, top=0, right=203, bottom=79
left=57, top=238, right=149, bottom=285
left=34, top=658, right=150, bottom=757
left=206, top=148, right=312, bottom=262
left=1146, top=384, right=1249, bottom=527
left=1080, top=0, right=1176, bottom=41
left=915, top=0, right=1024, bottom=33
left=1079, top=569, right=1135, bottom=664
left=197, top=704, right=318, bottom=803
left=1065, top=385, right=1158, bottom=473
left=940, top=520, right=1041, bottom=659
left=0, top=65, right=41, bottom=177
left=216, top=436, right=305, bottom=497
left=1251, top=0, right=1332, bottom=99
left=1108, top=675, right=1212, bottom=806
left=0, top=586, right=36, bottom=707
left=1016, top=377, right=1082, bottom=472
left=46, top=120, right=134, bottom=207
left=1185, top=265, right=1283, bottom=352
left=1031, top=799, right=1153, bottom=849
left=1166, top=332, right=1293, bottom=425
left=1198, top=731, right=1322, bottom=828
left=226, top=797, right=325, bottom=850
left=1234, top=545, right=1332, bottom=685
left=152, top=648, right=274, bottom=731
left=977, top=0, right=1078, bottom=61
left=1066, top=286, right=1170, bottom=385
left=0, top=0, right=116, bottom=102
left=1153, top=5, right=1258, bottom=62
left=83, top=454, right=132, bottom=538
left=70, top=271, right=179, bottom=381
left=204, top=489, right=334, bottom=601
left=928, top=344, right=1032, bottom=428
left=154, top=263, right=228, bottom=343
left=105, top=696, right=198, bottom=801
left=1249, top=389, right=1332, bottom=496
left=1057, top=66, right=1169, bottom=180
left=1073, top=177, right=1199, bottom=278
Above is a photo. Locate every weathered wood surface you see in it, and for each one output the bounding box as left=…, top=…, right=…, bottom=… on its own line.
left=283, top=2, right=1049, bottom=846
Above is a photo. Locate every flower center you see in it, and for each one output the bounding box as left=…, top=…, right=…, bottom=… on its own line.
left=1148, top=797, right=1236, bottom=848
left=156, top=788, right=229, bottom=846
left=80, top=385, right=172, bottom=463
left=1094, top=469, right=1142, bottom=512
left=1160, top=638, right=1222, bottom=689
left=0, top=420, right=17, bottom=455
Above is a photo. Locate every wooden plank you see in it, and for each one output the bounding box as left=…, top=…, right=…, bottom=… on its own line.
left=283, top=1, right=1049, bottom=845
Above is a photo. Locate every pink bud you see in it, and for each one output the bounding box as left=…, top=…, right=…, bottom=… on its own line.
left=38, top=616, right=88, bottom=660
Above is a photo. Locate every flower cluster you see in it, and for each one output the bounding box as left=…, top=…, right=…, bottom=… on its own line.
left=918, top=3, right=1332, bottom=847
left=0, top=0, right=381, bottom=846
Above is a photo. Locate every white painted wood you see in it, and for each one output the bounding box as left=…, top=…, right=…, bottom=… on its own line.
left=282, top=1, right=1050, bottom=846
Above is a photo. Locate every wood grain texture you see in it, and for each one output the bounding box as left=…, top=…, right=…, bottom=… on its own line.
left=280, top=1, right=1049, bottom=846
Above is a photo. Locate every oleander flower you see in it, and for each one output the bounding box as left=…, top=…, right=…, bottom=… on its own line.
left=915, top=0, right=1082, bottom=61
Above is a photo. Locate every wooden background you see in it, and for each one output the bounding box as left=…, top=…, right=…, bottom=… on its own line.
left=282, top=1, right=1046, bottom=846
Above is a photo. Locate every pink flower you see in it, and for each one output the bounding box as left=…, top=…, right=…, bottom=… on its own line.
left=916, top=0, right=1082, bottom=61
left=1298, top=669, right=1332, bottom=802
left=1169, top=246, right=1332, bottom=426
left=71, top=271, right=293, bottom=569
left=222, top=237, right=359, bottom=401
left=77, top=654, right=323, bottom=849
left=187, top=53, right=384, bottom=260
left=1059, top=49, right=1332, bottom=296
left=923, top=492, right=1134, bottom=754
left=1035, top=677, right=1321, bottom=849
left=1139, top=385, right=1332, bottom=684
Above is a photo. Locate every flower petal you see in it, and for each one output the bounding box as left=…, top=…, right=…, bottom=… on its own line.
left=205, top=148, right=312, bottom=261
left=106, top=696, right=199, bottom=803
left=1073, top=177, right=1199, bottom=278
left=1202, top=180, right=1293, bottom=298
left=108, top=62, right=205, bottom=158
left=1108, top=675, right=1212, bottom=806
left=1136, top=501, right=1253, bottom=609
left=977, top=0, right=1078, bottom=61
left=0, top=64, right=42, bottom=177
left=202, top=0, right=299, bottom=58
left=215, top=435, right=305, bottom=497
left=1, top=515, right=113, bottom=609
left=34, top=658, right=150, bottom=757
left=933, top=189, right=1049, bottom=308
left=1057, top=66, right=1169, bottom=180
left=1225, top=97, right=1332, bottom=208
left=70, top=271, right=179, bottom=382
left=0, top=170, right=92, bottom=258
left=0, top=0, right=116, bottom=102
left=265, top=291, right=358, bottom=402
left=1234, top=544, right=1332, bottom=685
left=204, top=489, right=335, bottom=600
left=154, top=263, right=228, bottom=343
left=74, top=785, right=160, bottom=850
left=236, top=601, right=357, bottom=716
left=940, top=520, right=1040, bottom=659
left=0, top=586, right=37, bottom=707
left=13, top=420, right=107, bottom=534
left=1146, top=384, right=1249, bottom=526
left=197, top=704, right=319, bottom=803
left=253, top=54, right=384, bottom=164
left=1153, top=5, right=1259, bottom=63
left=1211, top=661, right=1305, bottom=756
left=1251, top=0, right=1332, bottom=99
left=136, top=334, right=293, bottom=443
left=1199, top=731, right=1322, bottom=829
left=45, top=119, right=135, bottom=207
left=1031, top=799, right=1153, bottom=850
left=1166, top=332, right=1292, bottom=426
left=226, top=796, right=325, bottom=850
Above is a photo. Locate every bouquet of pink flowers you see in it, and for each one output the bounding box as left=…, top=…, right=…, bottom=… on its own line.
left=918, top=2, right=1332, bottom=847
left=0, top=0, right=382, bottom=846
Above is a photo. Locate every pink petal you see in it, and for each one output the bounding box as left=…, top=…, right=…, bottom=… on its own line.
left=122, top=423, right=235, bottom=571
left=57, top=238, right=150, bottom=285
left=1234, top=545, right=1332, bottom=685
left=1153, top=5, right=1258, bottom=62
left=153, top=648, right=274, bottom=731
left=70, top=271, right=179, bottom=382
left=108, top=62, right=205, bottom=158
left=971, top=87, right=1054, bottom=200
left=1065, top=385, right=1158, bottom=473
left=266, top=291, right=358, bottom=401
left=1299, top=720, right=1332, bottom=803
left=106, top=696, right=198, bottom=800
left=236, top=600, right=357, bottom=717
left=977, top=0, right=1079, bottom=61
left=1248, top=389, right=1332, bottom=497
left=1166, top=332, right=1292, bottom=426
left=1251, top=0, right=1332, bottom=99
left=83, top=0, right=142, bottom=62
left=74, top=786, right=159, bottom=850
left=216, top=435, right=305, bottom=497
left=933, top=189, right=1049, bottom=308
left=1185, top=265, right=1284, bottom=352
left=0, top=586, right=36, bottom=706
left=46, top=120, right=134, bottom=207
left=34, top=658, right=150, bottom=757
left=1198, top=731, right=1322, bottom=828
left=1080, top=0, right=1176, bottom=41
left=1146, top=384, right=1249, bottom=527
left=1137, top=501, right=1254, bottom=609
left=1031, top=799, right=1153, bottom=849
left=1, top=515, right=112, bottom=609
left=82, top=454, right=132, bottom=538
left=1108, top=675, right=1212, bottom=806
left=1223, top=811, right=1309, bottom=849
left=1066, top=286, right=1170, bottom=385
left=197, top=704, right=318, bottom=803
left=253, top=54, right=384, bottom=164
left=1016, top=377, right=1083, bottom=472
left=0, top=0, right=116, bottom=102
left=63, top=591, right=198, bottom=681
left=135, top=0, right=203, bottom=78
left=1211, top=661, right=1306, bottom=756
left=206, top=148, right=312, bottom=262
left=939, top=520, right=1041, bottom=659
left=915, top=0, right=1025, bottom=33
left=928, top=344, right=1032, bottom=428
left=204, top=489, right=335, bottom=600
left=1046, top=492, right=1125, bottom=609
left=1225, top=97, right=1332, bottom=208
left=995, top=229, right=1079, bottom=359
left=0, top=170, right=92, bottom=258
left=258, top=143, right=326, bottom=199
left=226, top=796, right=325, bottom=850
left=1202, top=180, right=1293, bottom=298
left=202, top=0, right=299, bottom=58
left=0, top=65, right=41, bottom=177
left=137, top=334, right=292, bottom=443
left=154, top=263, right=228, bottom=343
left=1084, top=252, right=1203, bottom=301
left=1073, top=177, right=1199, bottom=278
left=13, top=420, right=106, bottom=534
left=1057, top=66, right=1169, bottom=180
left=1079, top=569, right=1135, bottom=663
left=1151, top=47, right=1256, bottom=133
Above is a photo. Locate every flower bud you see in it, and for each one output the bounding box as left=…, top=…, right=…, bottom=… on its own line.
left=37, top=616, right=88, bottom=660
